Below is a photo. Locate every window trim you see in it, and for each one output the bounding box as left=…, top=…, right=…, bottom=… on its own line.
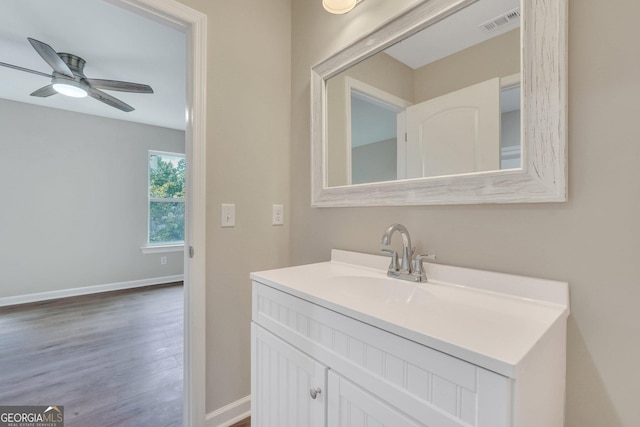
left=140, top=244, right=184, bottom=254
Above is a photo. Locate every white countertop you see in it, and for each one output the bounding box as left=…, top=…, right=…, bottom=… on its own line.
left=251, top=250, right=570, bottom=377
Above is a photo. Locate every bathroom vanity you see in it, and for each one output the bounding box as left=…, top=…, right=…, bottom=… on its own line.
left=250, top=250, right=569, bottom=427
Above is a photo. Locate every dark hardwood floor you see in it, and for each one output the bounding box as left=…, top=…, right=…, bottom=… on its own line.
left=0, top=283, right=183, bottom=427
left=230, top=417, right=250, bottom=427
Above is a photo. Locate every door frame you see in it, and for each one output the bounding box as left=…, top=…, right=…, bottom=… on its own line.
left=345, top=77, right=412, bottom=184
left=105, top=0, right=207, bottom=425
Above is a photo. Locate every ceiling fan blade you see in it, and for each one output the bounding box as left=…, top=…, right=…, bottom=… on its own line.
left=86, top=79, right=153, bottom=94
left=27, top=37, right=74, bottom=78
left=88, top=87, right=134, bottom=112
left=30, top=85, right=58, bottom=97
left=0, top=61, right=52, bottom=78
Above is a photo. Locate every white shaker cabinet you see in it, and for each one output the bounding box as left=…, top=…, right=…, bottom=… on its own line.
left=251, top=250, right=569, bottom=427
left=254, top=322, right=425, bottom=427
left=251, top=323, right=327, bottom=427
left=253, top=322, right=425, bottom=427
left=252, top=283, right=512, bottom=427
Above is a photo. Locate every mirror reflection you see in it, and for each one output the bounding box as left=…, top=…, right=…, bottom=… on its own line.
left=326, top=0, right=521, bottom=187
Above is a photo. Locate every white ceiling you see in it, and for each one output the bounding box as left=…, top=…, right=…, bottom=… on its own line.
left=385, top=0, right=520, bottom=69
left=0, top=0, right=517, bottom=132
left=0, top=0, right=186, bottom=131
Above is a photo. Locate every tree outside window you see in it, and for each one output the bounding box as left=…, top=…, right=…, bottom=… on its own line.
left=149, top=151, right=185, bottom=244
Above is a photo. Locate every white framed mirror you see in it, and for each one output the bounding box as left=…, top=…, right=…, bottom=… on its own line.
left=311, top=0, right=567, bottom=206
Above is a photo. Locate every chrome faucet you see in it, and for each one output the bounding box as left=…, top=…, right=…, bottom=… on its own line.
left=381, top=224, right=436, bottom=283
left=381, top=224, right=413, bottom=274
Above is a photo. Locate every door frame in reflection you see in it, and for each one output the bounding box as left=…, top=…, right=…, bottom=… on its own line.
left=345, top=77, right=412, bottom=185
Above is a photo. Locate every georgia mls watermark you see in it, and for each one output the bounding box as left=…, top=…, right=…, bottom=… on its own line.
left=0, top=406, right=64, bottom=427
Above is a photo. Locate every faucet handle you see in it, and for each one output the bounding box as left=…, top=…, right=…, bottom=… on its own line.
left=416, top=253, right=437, bottom=262
left=381, top=248, right=398, bottom=272
left=413, top=253, right=437, bottom=280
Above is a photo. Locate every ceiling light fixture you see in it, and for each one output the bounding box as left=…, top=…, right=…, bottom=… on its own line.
left=323, top=0, right=363, bottom=15
left=52, top=76, right=88, bottom=98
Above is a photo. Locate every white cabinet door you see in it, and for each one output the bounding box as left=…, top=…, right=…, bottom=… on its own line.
left=328, top=371, right=423, bottom=427
left=251, top=323, right=327, bottom=427
left=405, top=77, right=501, bottom=178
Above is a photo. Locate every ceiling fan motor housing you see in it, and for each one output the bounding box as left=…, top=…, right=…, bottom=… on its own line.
left=57, top=52, right=86, bottom=77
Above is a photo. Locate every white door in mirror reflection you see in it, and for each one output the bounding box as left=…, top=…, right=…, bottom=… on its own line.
left=404, top=77, right=500, bottom=178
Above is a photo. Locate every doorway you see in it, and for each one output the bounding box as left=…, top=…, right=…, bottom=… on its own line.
left=0, top=0, right=206, bottom=424
left=103, top=1, right=207, bottom=424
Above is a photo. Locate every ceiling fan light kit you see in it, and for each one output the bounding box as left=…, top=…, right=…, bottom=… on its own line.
left=52, top=77, right=87, bottom=98
left=0, top=37, right=153, bottom=112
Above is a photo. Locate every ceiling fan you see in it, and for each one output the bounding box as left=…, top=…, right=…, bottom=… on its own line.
left=0, top=37, right=153, bottom=112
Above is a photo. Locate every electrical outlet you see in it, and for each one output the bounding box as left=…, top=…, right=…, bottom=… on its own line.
left=272, top=204, right=284, bottom=226
left=221, top=203, right=236, bottom=227
left=160, top=256, right=167, bottom=265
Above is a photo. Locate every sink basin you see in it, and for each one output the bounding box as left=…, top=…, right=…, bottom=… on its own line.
left=326, top=275, right=434, bottom=307
left=251, top=249, right=570, bottom=377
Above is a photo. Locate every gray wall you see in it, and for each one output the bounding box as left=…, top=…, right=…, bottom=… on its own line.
left=0, top=99, right=185, bottom=299
left=291, top=1, right=640, bottom=426
left=352, top=138, right=397, bottom=184
left=413, top=28, right=519, bottom=102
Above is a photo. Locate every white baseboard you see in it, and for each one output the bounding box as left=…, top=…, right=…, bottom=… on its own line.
left=0, top=275, right=184, bottom=307
left=206, top=395, right=251, bottom=427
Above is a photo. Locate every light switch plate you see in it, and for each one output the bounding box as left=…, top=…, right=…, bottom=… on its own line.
left=272, top=204, right=284, bottom=226
left=221, top=203, right=235, bottom=227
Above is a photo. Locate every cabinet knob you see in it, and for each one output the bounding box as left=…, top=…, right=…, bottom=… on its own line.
left=309, top=387, right=322, bottom=399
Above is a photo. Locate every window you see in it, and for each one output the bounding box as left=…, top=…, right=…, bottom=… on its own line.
left=148, top=151, right=185, bottom=245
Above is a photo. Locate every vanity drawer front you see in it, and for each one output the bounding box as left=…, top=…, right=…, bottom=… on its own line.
left=253, top=282, right=512, bottom=427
